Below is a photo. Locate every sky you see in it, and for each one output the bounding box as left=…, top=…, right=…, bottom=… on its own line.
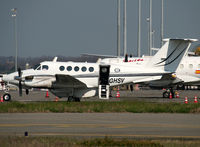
left=0, top=0, right=200, bottom=57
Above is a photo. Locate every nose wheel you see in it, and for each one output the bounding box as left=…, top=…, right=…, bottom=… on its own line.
left=3, top=93, right=11, bottom=101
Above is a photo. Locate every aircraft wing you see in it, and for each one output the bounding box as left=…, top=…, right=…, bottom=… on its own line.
left=132, top=76, right=162, bottom=84
left=82, top=53, right=118, bottom=58
left=135, top=73, right=183, bottom=88
left=132, top=72, right=177, bottom=84
left=53, top=74, right=87, bottom=88
left=177, top=75, right=200, bottom=84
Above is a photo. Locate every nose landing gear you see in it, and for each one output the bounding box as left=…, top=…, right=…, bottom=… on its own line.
left=3, top=93, right=11, bottom=101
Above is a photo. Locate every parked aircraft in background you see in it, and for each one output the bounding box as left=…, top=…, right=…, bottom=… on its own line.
left=100, top=42, right=200, bottom=98
left=1, top=39, right=196, bottom=101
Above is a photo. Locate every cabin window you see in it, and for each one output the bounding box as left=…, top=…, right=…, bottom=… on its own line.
left=67, top=66, right=72, bottom=71
left=74, top=66, right=79, bottom=72
left=189, top=64, right=193, bottom=69
left=42, top=65, right=49, bottom=70
left=81, top=66, right=87, bottom=72
left=180, top=64, right=184, bottom=69
left=59, top=66, right=65, bottom=71
left=89, top=67, right=94, bottom=72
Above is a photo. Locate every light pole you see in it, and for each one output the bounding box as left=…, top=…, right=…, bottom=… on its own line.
left=137, top=0, right=141, bottom=57
left=149, top=0, right=152, bottom=56
left=123, top=0, right=127, bottom=56
left=146, top=17, right=150, bottom=55
left=11, top=8, right=18, bottom=71
left=161, top=0, right=164, bottom=46
left=117, top=0, right=121, bottom=57
left=152, top=30, right=155, bottom=55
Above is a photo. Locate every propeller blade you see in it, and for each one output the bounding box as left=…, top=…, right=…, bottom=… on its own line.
left=18, top=67, right=22, bottom=96
left=18, top=68, right=22, bottom=77
left=19, top=81, right=22, bottom=96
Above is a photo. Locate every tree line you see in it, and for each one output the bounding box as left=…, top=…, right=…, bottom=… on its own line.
left=0, top=55, right=98, bottom=73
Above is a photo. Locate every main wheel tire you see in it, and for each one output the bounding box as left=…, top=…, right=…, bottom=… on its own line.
left=75, top=97, right=80, bottom=102
left=177, top=84, right=185, bottom=90
left=163, top=91, right=169, bottom=98
left=3, top=93, right=11, bottom=101
left=68, top=96, right=75, bottom=102
left=26, top=89, right=29, bottom=95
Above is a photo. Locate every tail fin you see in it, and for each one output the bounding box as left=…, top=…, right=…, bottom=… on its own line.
left=148, top=38, right=198, bottom=72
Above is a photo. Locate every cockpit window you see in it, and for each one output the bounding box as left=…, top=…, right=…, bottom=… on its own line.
left=42, top=65, right=49, bottom=70
left=34, top=64, right=41, bottom=70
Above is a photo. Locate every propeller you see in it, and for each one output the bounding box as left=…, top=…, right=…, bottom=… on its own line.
left=17, top=68, right=23, bottom=96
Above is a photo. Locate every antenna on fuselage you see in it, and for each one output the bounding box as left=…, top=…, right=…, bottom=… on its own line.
left=53, top=57, right=58, bottom=62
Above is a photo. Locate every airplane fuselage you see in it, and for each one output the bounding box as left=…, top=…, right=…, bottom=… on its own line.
left=101, top=56, right=200, bottom=87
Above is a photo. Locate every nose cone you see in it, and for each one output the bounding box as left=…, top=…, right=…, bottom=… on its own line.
left=2, top=74, right=12, bottom=82
left=2, top=72, right=16, bottom=82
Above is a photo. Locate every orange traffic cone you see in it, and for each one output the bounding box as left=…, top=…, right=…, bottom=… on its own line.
left=169, top=92, right=172, bottom=99
left=55, top=97, right=59, bottom=102
left=0, top=96, right=4, bottom=103
left=194, top=96, right=198, bottom=103
left=45, top=90, right=49, bottom=98
left=175, top=91, right=179, bottom=98
left=184, top=96, right=188, bottom=104
left=116, top=88, right=120, bottom=98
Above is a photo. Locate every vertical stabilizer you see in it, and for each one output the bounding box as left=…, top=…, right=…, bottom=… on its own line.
left=148, top=39, right=197, bottom=72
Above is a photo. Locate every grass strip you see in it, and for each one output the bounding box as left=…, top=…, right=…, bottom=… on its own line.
left=0, top=136, right=200, bottom=147
left=0, top=101, right=199, bottom=113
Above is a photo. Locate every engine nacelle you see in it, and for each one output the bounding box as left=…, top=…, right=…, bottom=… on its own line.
left=24, top=77, right=56, bottom=88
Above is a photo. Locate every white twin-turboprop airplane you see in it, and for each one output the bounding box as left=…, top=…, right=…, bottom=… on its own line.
left=1, top=38, right=197, bottom=101
left=100, top=40, right=200, bottom=98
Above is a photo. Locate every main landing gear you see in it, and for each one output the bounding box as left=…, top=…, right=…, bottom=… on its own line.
left=68, top=96, right=80, bottom=102
left=163, top=88, right=175, bottom=98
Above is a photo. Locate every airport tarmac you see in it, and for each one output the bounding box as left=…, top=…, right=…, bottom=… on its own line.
left=0, top=90, right=199, bottom=139
left=1, top=89, right=200, bottom=103
left=0, top=113, right=199, bottom=139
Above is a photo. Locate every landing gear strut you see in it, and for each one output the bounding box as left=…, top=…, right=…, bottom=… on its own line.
left=68, top=96, right=80, bottom=102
